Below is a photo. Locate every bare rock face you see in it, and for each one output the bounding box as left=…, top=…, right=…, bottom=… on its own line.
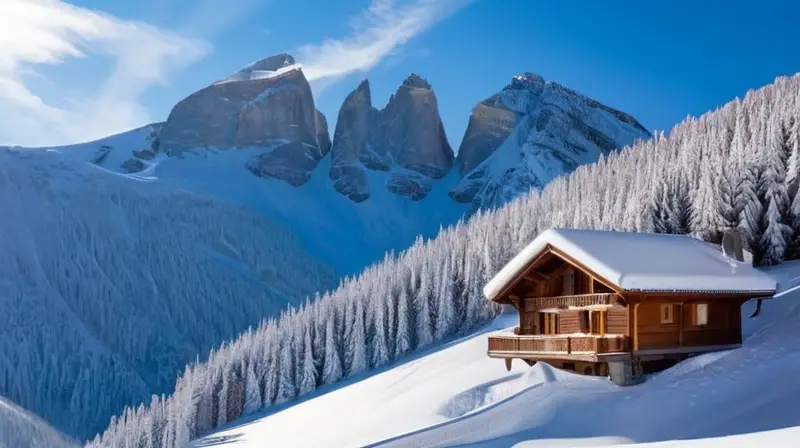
left=157, top=54, right=331, bottom=186
left=329, top=74, right=453, bottom=202
left=451, top=73, right=650, bottom=208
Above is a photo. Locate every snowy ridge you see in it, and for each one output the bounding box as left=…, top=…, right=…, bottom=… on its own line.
left=484, top=228, right=778, bottom=300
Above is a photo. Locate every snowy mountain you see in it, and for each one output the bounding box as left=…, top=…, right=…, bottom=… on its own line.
left=0, top=147, right=336, bottom=439
left=0, top=395, right=77, bottom=448
left=196, top=263, right=800, bottom=447
left=452, top=73, right=651, bottom=208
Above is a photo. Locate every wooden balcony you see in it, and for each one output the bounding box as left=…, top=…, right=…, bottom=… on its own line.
left=487, top=333, right=630, bottom=361
left=523, top=293, right=617, bottom=312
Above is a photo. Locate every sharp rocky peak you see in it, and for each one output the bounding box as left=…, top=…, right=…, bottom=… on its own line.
left=402, top=73, right=431, bottom=90
left=329, top=75, right=452, bottom=202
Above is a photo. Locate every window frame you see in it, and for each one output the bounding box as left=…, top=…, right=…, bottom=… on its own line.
left=660, top=303, right=674, bottom=324
left=694, top=303, right=709, bottom=326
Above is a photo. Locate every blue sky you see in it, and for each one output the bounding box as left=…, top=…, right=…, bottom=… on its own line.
left=2, top=0, right=799, bottom=147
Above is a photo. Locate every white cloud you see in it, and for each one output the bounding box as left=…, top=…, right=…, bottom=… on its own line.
left=0, top=0, right=209, bottom=146
left=298, top=0, right=471, bottom=90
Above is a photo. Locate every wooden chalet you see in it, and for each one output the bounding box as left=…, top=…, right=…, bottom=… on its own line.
left=484, top=228, right=777, bottom=385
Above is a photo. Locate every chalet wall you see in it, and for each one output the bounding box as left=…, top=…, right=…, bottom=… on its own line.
left=636, top=300, right=744, bottom=350
left=607, top=305, right=628, bottom=335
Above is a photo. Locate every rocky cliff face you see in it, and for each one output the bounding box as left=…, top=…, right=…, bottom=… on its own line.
left=329, top=74, right=453, bottom=202
left=451, top=73, right=650, bottom=208
left=157, top=54, right=331, bottom=186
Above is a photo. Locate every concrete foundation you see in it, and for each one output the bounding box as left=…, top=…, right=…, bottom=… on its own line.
left=609, top=359, right=634, bottom=386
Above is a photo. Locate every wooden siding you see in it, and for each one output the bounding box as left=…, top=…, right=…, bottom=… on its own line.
left=559, top=310, right=580, bottom=334
left=607, top=305, right=629, bottom=336
left=635, top=299, right=745, bottom=350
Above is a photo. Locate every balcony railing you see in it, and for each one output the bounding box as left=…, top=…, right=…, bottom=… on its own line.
left=488, top=334, right=628, bottom=356
left=523, top=293, right=617, bottom=312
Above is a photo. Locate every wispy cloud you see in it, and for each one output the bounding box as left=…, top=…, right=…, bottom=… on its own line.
left=0, top=0, right=209, bottom=146
left=299, top=0, right=471, bottom=90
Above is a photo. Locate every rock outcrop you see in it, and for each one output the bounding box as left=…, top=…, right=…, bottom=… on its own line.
left=451, top=73, right=650, bottom=208
left=329, top=74, right=453, bottom=202
left=157, top=54, right=331, bottom=186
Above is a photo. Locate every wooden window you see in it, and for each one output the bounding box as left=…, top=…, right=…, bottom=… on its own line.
left=579, top=311, right=590, bottom=333
left=660, top=304, right=674, bottom=324
left=694, top=303, right=709, bottom=326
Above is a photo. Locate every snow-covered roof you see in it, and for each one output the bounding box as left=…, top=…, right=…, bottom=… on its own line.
left=484, top=228, right=778, bottom=300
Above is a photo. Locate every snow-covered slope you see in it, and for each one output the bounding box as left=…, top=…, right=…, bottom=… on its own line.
left=0, top=395, right=77, bottom=448
left=41, top=125, right=468, bottom=275
left=0, top=147, right=336, bottom=439
left=452, top=74, right=651, bottom=209
left=197, top=263, right=800, bottom=447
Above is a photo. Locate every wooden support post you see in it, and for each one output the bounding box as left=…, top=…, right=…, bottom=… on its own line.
left=633, top=302, right=640, bottom=352
left=679, top=302, right=685, bottom=347
left=589, top=276, right=595, bottom=294
left=600, top=311, right=606, bottom=336
left=505, top=358, right=513, bottom=372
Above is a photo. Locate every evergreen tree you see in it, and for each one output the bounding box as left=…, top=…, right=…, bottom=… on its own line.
left=394, top=274, right=412, bottom=359
left=243, top=362, right=262, bottom=415
left=414, top=261, right=434, bottom=349
left=298, top=324, right=317, bottom=396
left=761, top=116, right=792, bottom=264
left=321, top=318, right=342, bottom=385
left=435, top=258, right=455, bottom=340
left=274, top=337, right=296, bottom=405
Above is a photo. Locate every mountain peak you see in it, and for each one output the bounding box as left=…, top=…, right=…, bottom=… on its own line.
left=403, top=73, right=431, bottom=90
left=505, top=72, right=546, bottom=92
left=249, top=53, right=296, bottom=72
left=356, top=79, right=371, bottom=96
left=214, top=53, right=300, bottom=85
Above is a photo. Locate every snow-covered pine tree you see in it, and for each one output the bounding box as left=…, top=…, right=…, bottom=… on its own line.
left=369, top=280, right=390, bottom=369
left=298, top=323, right=317, bottom=396
left=321, top=316, right=343, bottom=385
left=414, top=258, right=434, bottom=349
left=669, top=178, right=693, bottom=235
left=274, top=333, right=296, bottom=405
left=261, top=325, right=279, bottom=408
left=739, top=161, right=767, bottom=265
left=243, top=362, right=262, bottom=415
left=346, top=295, right=368, bottom=376
left=435, top=256, right=455, bottom=340
left=394, top=268, right=412, bottom=359
left=651, top=180, right=673, bottom=234
left=691, top=126, right=723, bottom=241
left=215, top=364, right=229, bottom=428
left=760, top=115, right=792, bottom=265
